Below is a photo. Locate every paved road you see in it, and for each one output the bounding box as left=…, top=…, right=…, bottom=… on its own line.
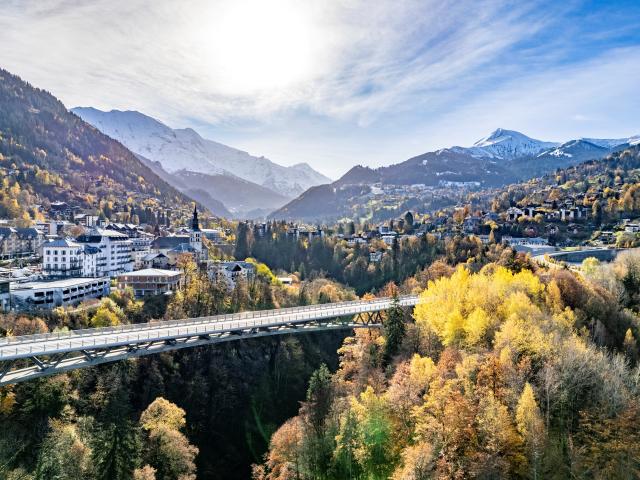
left=0, top=295, right=418, bottom=385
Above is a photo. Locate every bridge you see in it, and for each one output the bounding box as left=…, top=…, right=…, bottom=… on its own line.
left=0, top=295, right=418, bottom=386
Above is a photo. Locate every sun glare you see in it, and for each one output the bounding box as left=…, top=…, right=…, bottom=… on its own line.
left=202, top=0, right=316, bottom=95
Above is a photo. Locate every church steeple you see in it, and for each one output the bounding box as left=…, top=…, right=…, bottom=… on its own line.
left=191, top=204, right=200, bottom=232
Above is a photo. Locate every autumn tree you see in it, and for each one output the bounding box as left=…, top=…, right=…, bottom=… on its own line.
left=35, top=419, right=92, bottom=480
left=140, top=397, right=198, bottom=480
left=516, top=383, right=545, bottom=479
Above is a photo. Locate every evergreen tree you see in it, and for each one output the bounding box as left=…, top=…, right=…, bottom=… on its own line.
left=92, top=366, right=142, bottom=480
left=234, top=222, right=253, bottom=260
left=383, top=294, right=406, bottom=365
left=92, top=421, right=141, bottom=480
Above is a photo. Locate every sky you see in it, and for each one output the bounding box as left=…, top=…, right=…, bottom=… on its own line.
left=1, top=0, right=639, bottom=179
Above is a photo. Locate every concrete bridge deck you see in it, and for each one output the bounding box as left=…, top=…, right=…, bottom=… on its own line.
left=0, top=295, right=418, bottom=385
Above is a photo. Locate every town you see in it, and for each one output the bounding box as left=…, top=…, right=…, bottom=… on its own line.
left=3, top=154, right=637, bottom=314
left=0, top=204, right=258, bottom=311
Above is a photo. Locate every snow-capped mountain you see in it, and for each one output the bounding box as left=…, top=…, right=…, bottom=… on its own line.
left=450, top=128, right=560, bottom=160
left=538, top=139, right=610, bottom=160
left=272, top=128, right=640, bottom=222
left=71, top=107, right=331, bottom=198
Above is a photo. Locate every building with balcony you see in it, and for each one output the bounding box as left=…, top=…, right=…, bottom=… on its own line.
left=42, top=238, right=99, bottom=278
left=0, top=227, right=44, bottom=259
left=76, top=228, right=133, bottom=277
left=117, top=268, right=183, bottom=297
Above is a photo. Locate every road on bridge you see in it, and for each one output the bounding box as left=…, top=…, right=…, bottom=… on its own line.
left=0, top=295, right=419, bottom=385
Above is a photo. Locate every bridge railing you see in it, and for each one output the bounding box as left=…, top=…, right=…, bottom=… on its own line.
left=0, top=297, right=418, bottom=360
left=0, top=295, right=419, bottom=350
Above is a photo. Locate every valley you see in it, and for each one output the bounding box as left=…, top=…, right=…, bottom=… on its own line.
left=1, top=1, right=640, bottom=476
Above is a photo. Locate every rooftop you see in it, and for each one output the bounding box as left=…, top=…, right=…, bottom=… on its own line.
left=118, top=268, right=181, bottom=278
left=43, top=238, right=82, bottom=248
left=11, top=277, right=109, bottom=291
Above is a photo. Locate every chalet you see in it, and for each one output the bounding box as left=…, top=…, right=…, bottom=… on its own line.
left=463, top=216, right=482, bottom=233
left=506, top=207, right=524, bottom=222
left=369, top=251, right=383, bottom=263
left=346, top=236, right=368, bottom=247
left=106, top=223, right=141, bottom=238
left=139, top=252, right=171, bottom=269
left=598, top=231, right=616, bottom=244
left=382, top=232, right=398, bottom=245
left=49, top=201, right=77, bottom=220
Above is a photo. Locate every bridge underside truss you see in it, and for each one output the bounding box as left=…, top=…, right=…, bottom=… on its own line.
left=0, top=311, right=386, bottom=386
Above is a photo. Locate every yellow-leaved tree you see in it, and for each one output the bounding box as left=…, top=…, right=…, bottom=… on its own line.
left=516, top=383, right=545, bottom=479
left=414, top=265, right=547, bottom=350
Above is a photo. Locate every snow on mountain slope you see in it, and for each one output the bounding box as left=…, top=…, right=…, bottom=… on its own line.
left=537, top=139, right=608, bottom=159
left=449, top=129, right=640, bottom=161
left=581, top=135, right=640, bottom=148
left=71, top=107, right=331, bottom=197
left=462, top=128, right=559, bottom=160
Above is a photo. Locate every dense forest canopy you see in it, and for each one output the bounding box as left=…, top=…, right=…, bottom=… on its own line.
left=254, top=254, right=640, bottom=480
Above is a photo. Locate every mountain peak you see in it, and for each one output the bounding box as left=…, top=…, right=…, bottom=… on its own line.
left=467, top=129, right=559, bottom=160
left=473, top=128, right=535, bottom=147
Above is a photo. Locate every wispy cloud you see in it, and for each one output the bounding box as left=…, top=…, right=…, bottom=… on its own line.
left=0, top=0, right=639, bottom=177
left=0, top=0, right=568, bottom=122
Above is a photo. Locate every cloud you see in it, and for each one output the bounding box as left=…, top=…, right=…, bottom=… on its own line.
left=0, top=0, right=568, bottom=124
left=0, top=0, right=639, bottom=178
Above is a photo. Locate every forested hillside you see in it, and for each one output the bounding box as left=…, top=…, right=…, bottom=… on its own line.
left=0, top=259, right=357, bottom=479
left=255, top=256, right=640, bottom=479
left=0, top=68, right=191, bottom=221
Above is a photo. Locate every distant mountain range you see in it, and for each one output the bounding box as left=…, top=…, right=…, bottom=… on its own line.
left=72, top=107, right=331, bottom=218
left=272, top=128, right=639, bottom=221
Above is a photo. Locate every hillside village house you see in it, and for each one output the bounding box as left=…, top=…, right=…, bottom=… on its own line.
left=136, top=252, right=171, bottom=270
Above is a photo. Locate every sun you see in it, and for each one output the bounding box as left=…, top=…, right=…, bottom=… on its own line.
left=201, top=0, right=317, bottom=95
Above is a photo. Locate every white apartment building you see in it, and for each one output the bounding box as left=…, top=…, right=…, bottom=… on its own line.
left=42, top=238, right=99, bottom=278
left=131, top=232, right=153, bottom=269
left=76, top=228, right=133, bottom=277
